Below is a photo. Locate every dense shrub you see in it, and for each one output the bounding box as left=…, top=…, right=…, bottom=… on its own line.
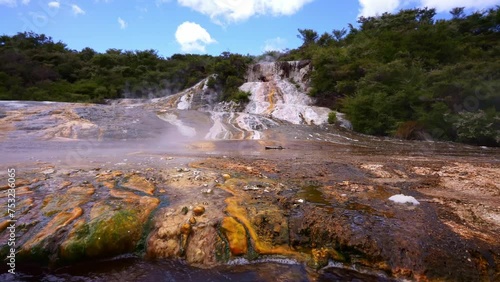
left=328, top=111, right=336, bottom=124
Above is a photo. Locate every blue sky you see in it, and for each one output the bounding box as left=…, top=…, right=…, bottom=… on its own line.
left=0, top=0, right=498, bottom=57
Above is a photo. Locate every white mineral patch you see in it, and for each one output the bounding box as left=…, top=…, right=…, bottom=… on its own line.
left=240, top=80, right=330, bottom=125
left=177, top=93, right=193, bottom=110
left=204, top=111, right=233, bottom=140
left=204, top=111, right=276, bottom=140
left=239, top=62, right=332, bottom=125
left=157, top=112, right=197, bottom=137
left=389, top=194, right=420, bottom=205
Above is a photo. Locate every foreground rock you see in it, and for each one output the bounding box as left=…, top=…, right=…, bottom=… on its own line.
left=0, top=167, right=160, bottom=266
left=1, top=152, right=498, bottom=281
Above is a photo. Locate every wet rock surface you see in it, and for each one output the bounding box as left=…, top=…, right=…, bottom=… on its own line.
left=1, top=99, right=499, bottom=281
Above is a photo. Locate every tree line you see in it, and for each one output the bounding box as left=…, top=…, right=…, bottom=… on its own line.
left=0, top=33, right=251, bottom=103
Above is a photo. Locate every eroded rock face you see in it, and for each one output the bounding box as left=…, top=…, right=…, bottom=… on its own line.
left=246, top=61, right=312, bottom=89
left=0, top=167, right=160, bottom=266
left=241, top=61, right=331, bottom=125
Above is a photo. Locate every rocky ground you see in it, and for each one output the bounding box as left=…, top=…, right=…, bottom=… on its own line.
left=0, top=101, right=499, bottom=281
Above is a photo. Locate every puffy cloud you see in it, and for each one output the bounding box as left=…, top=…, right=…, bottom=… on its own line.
left=21, top=0, right=29, bottom=4
left=118, top=17, right=127, bottom=29
left=48, top=1, right=60, bottom=8
left=263, top=37, right=287, bottom=52
left=359, top=0, right=499, bottom=17
left=358, top=0, right=400, bottom=17
left=176, top=0, right=314, bottom=24
left=175, top=21, right=216, bottom=53
left=72, top=4, right=85, bottom=15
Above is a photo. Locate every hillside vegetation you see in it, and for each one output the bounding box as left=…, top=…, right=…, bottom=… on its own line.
left=283, top=7, right=499, bottom=146
left=1, top=7, right=498, bottom=146
left=0, top=34, right=251, bottom=103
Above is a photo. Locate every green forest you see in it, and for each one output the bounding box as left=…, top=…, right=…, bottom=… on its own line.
left=0, top=34, right=252, bottom=104
left=1, top=7, right=499, bottom=146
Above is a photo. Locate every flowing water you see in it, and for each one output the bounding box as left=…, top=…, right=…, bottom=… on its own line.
left=0, top=256, right=396, bottom=282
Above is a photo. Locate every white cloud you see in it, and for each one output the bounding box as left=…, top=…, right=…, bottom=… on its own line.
left=263, top=37, right=287, bottom=52
left=358, top=0, right=400, bottom=17
left=48, top=1, right=60, bottom=8
left=21, top=0, right=29, bottom=4
left=118, top=17, right=127, bottom=29
left=176, top=0, right=314, bottom=24
left=175, top=21, right=216, bottom=53
left=72, top=4, right=85, bottom=15
left=358, top=0, right=499, bottom=17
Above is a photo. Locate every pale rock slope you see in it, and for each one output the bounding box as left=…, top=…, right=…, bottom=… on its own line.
left=241, top=61, right=330, bottom=125
left=153, top=61, right=339, bottom=140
